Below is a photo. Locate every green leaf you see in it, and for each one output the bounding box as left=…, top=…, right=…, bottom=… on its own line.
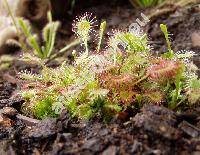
left=97, top=21, right=106, bottom=52
left=42, top=21, right=60, bottom=57
left=160, top=24, right=174, bottom=58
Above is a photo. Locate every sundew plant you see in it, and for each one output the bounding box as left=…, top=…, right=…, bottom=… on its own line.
left=19, top=13, right=200, bottom=120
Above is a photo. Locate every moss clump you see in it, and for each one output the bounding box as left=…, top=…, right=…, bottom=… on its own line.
left=34, top=97, right=58, bottom=119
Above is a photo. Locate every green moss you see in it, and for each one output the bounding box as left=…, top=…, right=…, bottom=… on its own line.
left=33, top=97, right=57, bottom=119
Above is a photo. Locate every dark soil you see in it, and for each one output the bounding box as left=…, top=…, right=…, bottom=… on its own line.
left=1, top=1, right=200, bottom=155
left=1, top=101, right=200, bottom=154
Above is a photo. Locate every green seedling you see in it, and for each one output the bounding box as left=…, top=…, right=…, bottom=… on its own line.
left=129, top=0, right=165, bottom=8
left=18, top=12, right=60, bottom=59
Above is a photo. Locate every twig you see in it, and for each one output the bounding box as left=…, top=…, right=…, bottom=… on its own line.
left=148, top=0, right=197, bottom=19
left=16, top=114, right=40, bottom=126
left=3, top=0, right=19, bottom=36
left=3, top=0, right=27, bottom=50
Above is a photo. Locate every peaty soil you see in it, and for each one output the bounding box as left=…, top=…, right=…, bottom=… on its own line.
left=0, top=1, right=200, bottom=155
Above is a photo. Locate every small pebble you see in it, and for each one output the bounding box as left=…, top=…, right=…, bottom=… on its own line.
left=191, top=32, right=200, bottom=47
left=196, top=144, right=200, bottom=151
left=179, top=121, right=200, bottom=138
left=2, top=107, right=17, bottom=116
left=0, top=115, right=4, bottom=123
left=102, top=146, right=117, bottom=155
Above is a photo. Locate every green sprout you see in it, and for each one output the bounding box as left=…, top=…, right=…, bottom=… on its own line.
left=18, top=12, right=80, bottom=61
left=97, top=21, right=106, bottom=52
left=129, top=0, right=164, bottom=8
left=160, top=24, right=174, bottom=58
left=18, top=12, right=60, bottom=59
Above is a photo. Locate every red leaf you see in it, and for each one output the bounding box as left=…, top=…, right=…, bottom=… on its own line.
left=147, top=59, right=183, bottom=79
